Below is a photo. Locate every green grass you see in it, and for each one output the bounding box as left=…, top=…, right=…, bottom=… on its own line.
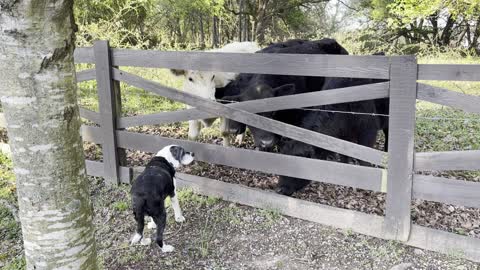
left=0, top=153, right=15, bottom=202
left=175, top=188, right=220, bottom=208
left=77, top=67, right=184, bottom=115
left=1, top=256, right=26, bottom=270
left=111, top=201, right=129, bottom=212
left=0, top=153, right=22, bottom=269
left=0, top=152, right=19, bottom=242
left=258, top=208, right=282, bottom=227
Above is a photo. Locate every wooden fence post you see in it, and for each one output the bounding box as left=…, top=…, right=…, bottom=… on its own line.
left=94, top=40, right=127, bottom=185
left=384, top=55, right=418, bottom=241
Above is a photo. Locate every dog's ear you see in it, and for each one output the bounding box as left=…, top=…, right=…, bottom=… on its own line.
left=170, top=146, right=185, bottom=162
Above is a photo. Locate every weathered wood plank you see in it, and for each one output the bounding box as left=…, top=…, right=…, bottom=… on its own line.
left=417, top=83, right=480, bottom=114
left=384, top=56, right=418, bottom=241
left=415, top=150, right=480, bottom=171
left=84, top=160, right=132, bottom=184
left=74, top=47, right=95, bottom=64
left=0, top=113, right=5, bottom=128
left=79, top=108, right=101, bottom=125
left=107, top=49, right=390, bottom=79
left=76, top=69, right=96, bottom=82
left=175, top=173, right=480, bottom=263
left=118, top=82, right=390, bottom=128
left=413, top=174, right=480, bottom=208
left=176, top=173, right=387, bottom=235
left=112, top=64, right=128, bottom=168
left=94, top=41, right=122, bottom=185
left=407, top=224, right=480, bottom=263
left=116, top=130, right=385, bottom=191
left=418, top=64, right=480, bottom=81
left=113, top=69, right=386, bottom=166
left=80, top=125, right=103, bottom=144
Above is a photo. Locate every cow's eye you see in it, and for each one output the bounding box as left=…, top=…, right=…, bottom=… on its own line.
left=211, top=75, right=215, bottom=81
left=188, top=77, right=194, bottom=82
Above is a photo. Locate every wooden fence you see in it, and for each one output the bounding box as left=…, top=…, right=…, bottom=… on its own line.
left=1, top=40, right=480, bottom=261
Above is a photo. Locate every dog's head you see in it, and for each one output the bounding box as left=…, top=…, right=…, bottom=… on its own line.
left=155, top=145, right=195, bottom=168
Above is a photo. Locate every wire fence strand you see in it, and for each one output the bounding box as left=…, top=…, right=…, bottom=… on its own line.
left=218, top=99, right=480, bottom=122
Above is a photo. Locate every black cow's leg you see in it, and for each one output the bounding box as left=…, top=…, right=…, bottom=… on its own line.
left=276, top=176, right=311, bottom=196
left=383, top=127, right=389, bottom=152
left=358, top=130, right=379, bottom=166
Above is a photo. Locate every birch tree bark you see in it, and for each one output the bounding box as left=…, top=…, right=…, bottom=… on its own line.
left=0, top=1, right=98, bottom=269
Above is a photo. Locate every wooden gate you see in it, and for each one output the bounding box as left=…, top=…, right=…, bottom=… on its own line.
left=6, top=40, right=480, bottom=261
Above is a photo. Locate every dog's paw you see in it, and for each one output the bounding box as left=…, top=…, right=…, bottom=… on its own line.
left=140, top=237, right=151, bottom=245
left=161, top=244, right=175, bottom=253
left=130, top=233, right=143, bottom=245
left=147, top=220, right=157, bottom=229
left=175, top=215, right=186, bottom=223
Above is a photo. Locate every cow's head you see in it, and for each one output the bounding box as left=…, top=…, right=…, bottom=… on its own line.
left=221, top=83, right=296, bottom=150
left=171, top=69, right=219, bottom=101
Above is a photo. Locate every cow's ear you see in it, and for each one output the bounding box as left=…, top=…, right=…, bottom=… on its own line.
left=273, top=84, right=296, bottom=97
left=170, top=69, right=186, bottom=76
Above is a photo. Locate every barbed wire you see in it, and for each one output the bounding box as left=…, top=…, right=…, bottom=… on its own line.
left=217, top=99, right=480, bottom=122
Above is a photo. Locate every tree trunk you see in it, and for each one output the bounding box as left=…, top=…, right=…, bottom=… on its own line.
left=441, top=14, right=455, bottom=46
left=0, top=1, right=98, bottom=269
left=429, top=14, right=439, bottom=45
left=470, top=16, right=480, bottom=51
left=199, top=15, right=206, bottom=49
left=255, top=0, right=269, bottom=44
left=213, top=16, right=219, bottom=48
left=239, top=0, right=244, bottom=41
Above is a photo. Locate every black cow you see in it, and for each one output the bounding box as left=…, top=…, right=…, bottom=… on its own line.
left=320, top=76, right=389, bottom=152
left=272, top=88, right=384, bottom=195
left=218, top=38, right=349, bottom=143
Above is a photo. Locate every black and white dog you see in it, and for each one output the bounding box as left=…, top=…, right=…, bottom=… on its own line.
left=130, top=145, right=195, bottom=252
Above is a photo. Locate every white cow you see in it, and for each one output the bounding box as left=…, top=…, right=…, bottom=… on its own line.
left=171, top=42, right=261, bottom=146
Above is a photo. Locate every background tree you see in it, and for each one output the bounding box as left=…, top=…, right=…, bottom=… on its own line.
left=357, top=0, right=480, bottom=53
left=72, top=0, right=480, bottom=55
left=0, top=0, right=98, bottom=269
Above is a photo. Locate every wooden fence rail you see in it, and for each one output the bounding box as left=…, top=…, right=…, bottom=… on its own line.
left=118, top=82, right=390, bottom=128
left=74, top=47, right=390, bottom=79
left=417, top=83, right=480, bottom=114
left=418, top=64, right=480, bottom=81
left=413, top=174, right=480, bottom=208
left=415, top=150, right=480, bottom=171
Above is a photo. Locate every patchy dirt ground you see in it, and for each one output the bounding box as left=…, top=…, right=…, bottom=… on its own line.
left=90, top=177, right=479, bottom=270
